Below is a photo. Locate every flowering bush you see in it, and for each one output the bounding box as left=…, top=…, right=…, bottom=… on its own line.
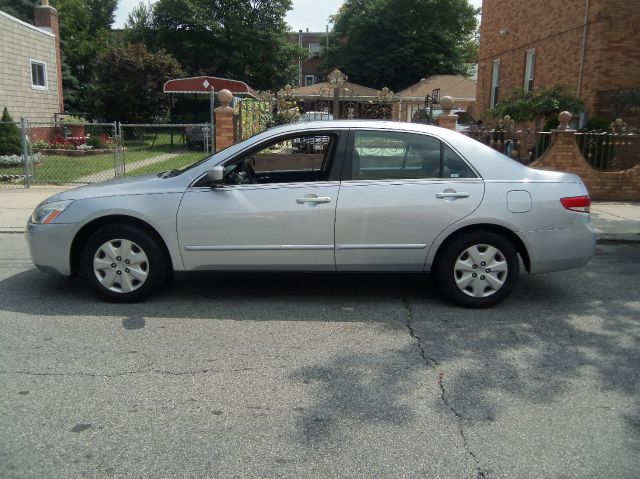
left=49, top=135, right=90, bottom=149
left=0, top=153, right=42, bottom=167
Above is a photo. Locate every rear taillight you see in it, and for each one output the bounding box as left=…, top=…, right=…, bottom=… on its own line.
left=560, top=195, right=591, bottom=213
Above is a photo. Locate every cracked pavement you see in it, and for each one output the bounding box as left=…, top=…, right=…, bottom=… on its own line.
left=1, top=233, right=639, bottom=478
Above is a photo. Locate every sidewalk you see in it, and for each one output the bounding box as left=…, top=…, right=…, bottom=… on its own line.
left=0, top=185, right=639, bottom=241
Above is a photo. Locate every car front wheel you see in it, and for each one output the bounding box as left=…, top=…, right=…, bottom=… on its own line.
left=436, top=231, right=519, bottom=308
left=81, top=225, right=166, bottom=302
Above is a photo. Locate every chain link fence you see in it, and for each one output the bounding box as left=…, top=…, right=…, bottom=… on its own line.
left=0, top=120, right=212, bottom=188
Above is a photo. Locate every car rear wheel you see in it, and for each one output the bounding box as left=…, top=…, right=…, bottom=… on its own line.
left=81, top=225, right=166, bottom=302
left=436, top=231, right=519, bottom=308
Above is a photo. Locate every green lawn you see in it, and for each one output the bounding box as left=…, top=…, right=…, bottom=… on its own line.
left=126, top=152, right=207, bottom=177
left=0, top=133, right=209, bottom=184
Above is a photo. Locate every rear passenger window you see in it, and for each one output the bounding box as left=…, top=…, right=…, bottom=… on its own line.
left=350, top=131, right=477, bottom=180
left=352, top=131, right=441, bottom=180
left=442, top=145, right=477, bottom=178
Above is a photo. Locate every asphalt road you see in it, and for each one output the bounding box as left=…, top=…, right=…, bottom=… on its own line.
left=0, top=232, right=639, bottom=479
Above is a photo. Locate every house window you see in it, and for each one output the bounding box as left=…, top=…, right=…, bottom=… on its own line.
left=309, top=42, right=323, bottom=58
left=305, top=75, right=315, bottom=86
left=30, top=60, right=47, bottom=89
left=524, top=49, right=536, bottom=93
left=490, top=59, right=500, bottom=108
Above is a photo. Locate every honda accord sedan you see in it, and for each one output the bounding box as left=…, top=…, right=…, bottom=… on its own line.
left=26, top=121, right=596, bottom=307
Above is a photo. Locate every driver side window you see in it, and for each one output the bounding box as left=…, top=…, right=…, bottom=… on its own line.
left=224, top=133, right=337, bottom=185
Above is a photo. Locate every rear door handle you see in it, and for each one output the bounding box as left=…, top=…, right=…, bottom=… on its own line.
left=296, top=196, right=332, bottom=204
left=437, top=192, right=469, bottom=199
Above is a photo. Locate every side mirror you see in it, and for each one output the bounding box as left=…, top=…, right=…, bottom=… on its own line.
left=207, top=166, right=224, bottom=185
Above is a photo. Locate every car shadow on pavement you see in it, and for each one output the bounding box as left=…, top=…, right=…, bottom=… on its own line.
left=0, top=268, right=440, bottom=326
left=1, top=245, right=639, bottom=459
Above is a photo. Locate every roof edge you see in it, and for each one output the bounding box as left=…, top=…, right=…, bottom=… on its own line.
left=0, top=9, right=55, bottom=38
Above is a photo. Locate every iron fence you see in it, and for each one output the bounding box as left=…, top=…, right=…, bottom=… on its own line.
left=575, top=131, right=640, bottom=171
left=461, top=128, right=639, bottom=170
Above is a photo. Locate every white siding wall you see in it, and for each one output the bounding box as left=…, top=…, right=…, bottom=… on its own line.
left=0, top=11, right=60, bottom=121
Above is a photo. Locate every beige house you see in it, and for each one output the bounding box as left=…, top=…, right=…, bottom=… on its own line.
left=395, top=75, right=477, bottom=122
left=0, top=2, right=63, bottom=121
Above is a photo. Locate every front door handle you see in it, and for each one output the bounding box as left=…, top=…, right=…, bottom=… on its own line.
left=436, top=191, right=470, bottom=199
left=296, top=196, right=332, bottom=204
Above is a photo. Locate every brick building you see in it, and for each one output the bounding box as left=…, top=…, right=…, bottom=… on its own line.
left=289, top=30, right=329, bottom=87
left=476, top=0, right=640, bottom=125
left=0, top=1, right=63, bottom=120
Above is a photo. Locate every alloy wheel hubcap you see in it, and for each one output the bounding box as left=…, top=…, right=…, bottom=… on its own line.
left=93, top=239, right=149, bottom=293
left=454, top=244, right=508, bottom=298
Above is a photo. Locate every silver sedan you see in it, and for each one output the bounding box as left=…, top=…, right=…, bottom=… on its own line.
left=26, top=121, right=596, bottom=307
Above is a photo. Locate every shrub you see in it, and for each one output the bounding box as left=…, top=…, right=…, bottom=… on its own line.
left=32, top=140, right=50, bottom=149
left=87, top=135, right=105, bottom=149
left=0, top=107, right=22, bottom=156
left=583, top=116, right=611, bottom=132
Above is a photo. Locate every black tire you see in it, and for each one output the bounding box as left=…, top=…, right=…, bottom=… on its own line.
left=81, top=224, right=167, bottom=302
left=435, top=231, right=519, bottom=308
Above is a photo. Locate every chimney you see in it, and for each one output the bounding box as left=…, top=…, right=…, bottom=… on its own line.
left=34, top=0, right=64, bottom=113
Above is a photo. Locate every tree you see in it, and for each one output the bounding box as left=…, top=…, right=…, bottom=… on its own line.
left=92, top=43, right=183, bottom=123
left=326, top=0, right=478, bottom=91
left=124, top=0, right=303, bottom=91
left=490, top=86, right=585, bottom=131
left=0, top=0, right=39, bottom=23
left=0, top=108, right=22, bottom=156
left=51, top=0, right=119, bottom=113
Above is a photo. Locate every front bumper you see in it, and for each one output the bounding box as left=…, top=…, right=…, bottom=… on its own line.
left=520, top=214, right=596, bottom=274
left=25, top=221, right=77, bottom=277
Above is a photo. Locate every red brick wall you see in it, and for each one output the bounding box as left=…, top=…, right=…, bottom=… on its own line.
left=476, top=0, right=640, bottom=122
left=30, top=126, right=58, bottom=143
left=531, top=130, right=640, bottom=201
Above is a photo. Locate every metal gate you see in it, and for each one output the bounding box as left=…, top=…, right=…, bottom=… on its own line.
left=286, top=85, right=396, bottom=121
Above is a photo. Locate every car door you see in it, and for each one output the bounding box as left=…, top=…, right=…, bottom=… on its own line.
left=334, top=129, right=484, bottom=271
left=177, top=130, right=345, bottom=271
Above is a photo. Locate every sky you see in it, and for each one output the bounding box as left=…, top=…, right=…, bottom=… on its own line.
left=114, top=0, right=483, bottom=31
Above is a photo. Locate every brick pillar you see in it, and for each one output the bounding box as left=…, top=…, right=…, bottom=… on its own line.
left=214, top=89, right=237, bottom=152
left=435, top=95, right=457, bottom=130
left=34, top=1, right=63, bottom=113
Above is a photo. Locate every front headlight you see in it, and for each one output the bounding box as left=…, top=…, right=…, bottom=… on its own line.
left=31, top=200, right=74, bottom=224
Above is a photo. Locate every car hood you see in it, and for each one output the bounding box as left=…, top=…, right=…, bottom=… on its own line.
left=39, top=173, right=190, bottom=205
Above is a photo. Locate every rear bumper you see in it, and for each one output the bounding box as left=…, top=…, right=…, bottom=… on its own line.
left=519, top=215, right=596, bottom=274
left=25, top=221, right=76, bottom=277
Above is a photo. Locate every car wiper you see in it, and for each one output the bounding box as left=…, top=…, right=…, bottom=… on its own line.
left=157, top=169, right=178, bottom=178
